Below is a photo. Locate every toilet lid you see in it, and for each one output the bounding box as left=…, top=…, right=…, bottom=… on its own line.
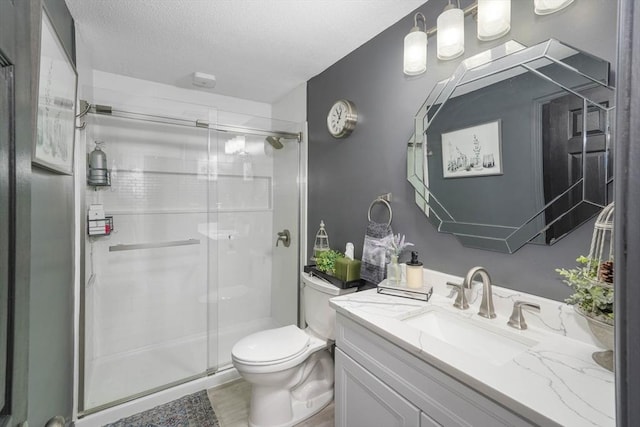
left=232, top=325, right=310, bottom=364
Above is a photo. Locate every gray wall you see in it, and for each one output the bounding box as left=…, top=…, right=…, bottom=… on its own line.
left=307, top=0, right=617, bottom=301
left=0, top=0, right=35, bottom=423
left=0, top=0, right=75, bottom=424
left=28, top=0, right=76, bottom=424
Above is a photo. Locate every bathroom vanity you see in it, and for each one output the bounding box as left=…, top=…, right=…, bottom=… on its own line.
left=330, top=269, right=615, bottom=427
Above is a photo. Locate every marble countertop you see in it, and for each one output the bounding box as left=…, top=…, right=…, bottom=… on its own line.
left=329, top=268, right=615, bottom=427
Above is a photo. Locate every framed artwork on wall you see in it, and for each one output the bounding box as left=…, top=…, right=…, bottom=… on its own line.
left=441, top=120, right=503, bottom=179
left=33, top=7, right=77, bottom=175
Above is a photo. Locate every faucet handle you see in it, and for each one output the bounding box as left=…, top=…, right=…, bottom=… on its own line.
left=447, top=282, right=469, bottom=310
left=275, top=229, right=291, bottom=247
left=507, top=300, right=541, bottom=330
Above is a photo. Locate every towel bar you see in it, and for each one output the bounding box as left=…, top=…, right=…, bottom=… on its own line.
left=109, top=238, right=200, bottom=252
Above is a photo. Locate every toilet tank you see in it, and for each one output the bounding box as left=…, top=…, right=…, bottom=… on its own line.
left=301, top=272, right=357, bottom=340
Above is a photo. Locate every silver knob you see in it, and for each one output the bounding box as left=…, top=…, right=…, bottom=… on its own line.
left=507, top=300, right=541, bottom=330
left=276, top=229, right=291, bottom=247
left=447, top=281, right=469, bottom=310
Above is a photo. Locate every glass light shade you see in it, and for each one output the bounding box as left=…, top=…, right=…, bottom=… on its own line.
left=534, top=0, right=574, bottom=15
left=437, top=7, right=464, bottom=60
left=404, top=29, right=428, bottom=75
left=477, top=0, right=511, bottom=41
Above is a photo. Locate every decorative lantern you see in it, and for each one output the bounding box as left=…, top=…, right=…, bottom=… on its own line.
left=587, top=202, right=614, bottom=286
left=312, top=220, right=330, bottom=261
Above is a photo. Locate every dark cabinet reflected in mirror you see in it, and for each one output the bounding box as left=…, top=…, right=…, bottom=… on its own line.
left=407, top=39, right=614, bottom=253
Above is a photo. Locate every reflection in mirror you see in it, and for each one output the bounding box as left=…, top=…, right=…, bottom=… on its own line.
left=407, top=39, right=614, bottom=253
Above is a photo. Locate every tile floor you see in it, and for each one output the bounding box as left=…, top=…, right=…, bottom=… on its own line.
left=208, top=379, right=334, bottom=427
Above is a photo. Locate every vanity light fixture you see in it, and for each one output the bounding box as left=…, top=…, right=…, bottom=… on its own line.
left=437, top=0, right=465, bottom=60
left=534, top=0, right=574, bottom=15
left=477, top=0, right=511, bottom=41
left=406, top=0, right=573, bottom=73
left=403, top=12, right=428, bottom=75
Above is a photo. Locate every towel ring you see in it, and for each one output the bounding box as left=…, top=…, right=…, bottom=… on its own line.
left=368, top=198, right=392, bottom=226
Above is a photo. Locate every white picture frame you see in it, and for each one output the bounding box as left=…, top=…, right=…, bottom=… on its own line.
left=441, top=120, right=503, bottom=179
left=34, top=8, right=77, bottom=175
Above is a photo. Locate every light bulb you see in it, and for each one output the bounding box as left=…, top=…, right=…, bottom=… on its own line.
left=477, top=0, right=511, bottom=41
left=437, top=6, right=464, bottom=60
left=404, top=29, right=427, bottom=75
left=534, top=0, right=574, bottom=15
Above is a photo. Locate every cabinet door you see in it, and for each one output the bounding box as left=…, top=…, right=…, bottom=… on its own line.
left=335, top=348, right=420, bottom=427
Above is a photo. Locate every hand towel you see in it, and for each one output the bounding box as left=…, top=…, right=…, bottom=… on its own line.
left=360, top=221, right=394, bottom=285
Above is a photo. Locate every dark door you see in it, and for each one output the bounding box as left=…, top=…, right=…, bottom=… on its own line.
left=542, top=86, right=613, bottom=243
left=0, top=60, right=13, bottom=419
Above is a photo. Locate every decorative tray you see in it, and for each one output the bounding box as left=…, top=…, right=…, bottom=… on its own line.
left=377, top=279, right=433, bottom=302
left=303, top=265, right=363, bottom=289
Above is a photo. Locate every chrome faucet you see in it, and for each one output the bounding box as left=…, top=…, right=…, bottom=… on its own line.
left=464, top=266, right=496, bottom=319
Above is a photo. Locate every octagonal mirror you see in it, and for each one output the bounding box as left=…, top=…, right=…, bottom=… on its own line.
left=407, top=39, right=614, bottom=253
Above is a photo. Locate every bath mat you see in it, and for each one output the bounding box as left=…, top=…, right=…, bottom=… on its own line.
left=104, top=390, right=219, bottom=427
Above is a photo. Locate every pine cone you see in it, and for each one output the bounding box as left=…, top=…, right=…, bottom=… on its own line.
left=599, top=261, right=614, bottom=284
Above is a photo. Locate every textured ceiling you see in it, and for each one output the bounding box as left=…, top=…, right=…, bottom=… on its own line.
left=65, top=0, right=427, bottom=103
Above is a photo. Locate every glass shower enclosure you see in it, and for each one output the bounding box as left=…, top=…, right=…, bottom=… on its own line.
left=80, top=98, right=301, bottom=412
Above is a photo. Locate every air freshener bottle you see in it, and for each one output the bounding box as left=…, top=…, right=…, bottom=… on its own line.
left=406, top=251, right=424, bottom=289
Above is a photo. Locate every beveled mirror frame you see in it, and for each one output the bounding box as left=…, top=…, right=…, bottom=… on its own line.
left=407, top=39, right=615, bottom=253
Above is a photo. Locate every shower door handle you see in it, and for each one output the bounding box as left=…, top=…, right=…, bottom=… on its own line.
left=276, top=229, right=291, bottom=247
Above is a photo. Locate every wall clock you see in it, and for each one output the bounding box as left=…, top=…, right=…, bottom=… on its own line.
left=327, top=99, right=358, bottom=138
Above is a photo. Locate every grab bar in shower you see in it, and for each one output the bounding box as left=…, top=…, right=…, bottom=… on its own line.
left=108, top=238, right=201, bottom=252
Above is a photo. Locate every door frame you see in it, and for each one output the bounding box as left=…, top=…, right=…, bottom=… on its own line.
left=0, top=55, right=15, bottom=427
left=614, top=0, right=640, bottom=425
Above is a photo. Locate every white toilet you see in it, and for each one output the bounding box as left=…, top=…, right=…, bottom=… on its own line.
left=231, top=272, right=357, bottom=427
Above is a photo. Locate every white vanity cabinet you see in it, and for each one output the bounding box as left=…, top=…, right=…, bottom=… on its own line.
left=336, top=348, right=423, bottom=426
left=335, top=313, right=538, bottom=427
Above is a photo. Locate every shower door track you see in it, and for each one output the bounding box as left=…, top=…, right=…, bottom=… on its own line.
left=78, top=100, right=302, bottom=141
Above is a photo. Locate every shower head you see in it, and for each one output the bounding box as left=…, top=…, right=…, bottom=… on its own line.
left=265, top=136, right=284, bottom=150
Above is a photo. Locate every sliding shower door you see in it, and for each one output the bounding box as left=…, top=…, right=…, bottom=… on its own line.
left=208, top=116, right=301, bottom=369
left=82, top=113, right=212, bottom=410
left=80, top=103, right=301, bottom=413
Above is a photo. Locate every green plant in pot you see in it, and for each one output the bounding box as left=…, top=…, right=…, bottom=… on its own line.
left=556, top=255, right=614, bottom=371
left=315, top=249, right=344, bottom=276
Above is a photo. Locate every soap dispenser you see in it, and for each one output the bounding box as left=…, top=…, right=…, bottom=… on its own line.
left=88, top=141, right=110, bottom=186
left=406, top=251, right=424, bottom=289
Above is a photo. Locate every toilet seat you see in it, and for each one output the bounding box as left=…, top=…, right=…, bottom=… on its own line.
left=232, top=325, right=326, bottom=374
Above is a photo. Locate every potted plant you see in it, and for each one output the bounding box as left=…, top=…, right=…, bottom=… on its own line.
left=315, top=249, right=344, bottom=276
left=556, top=255, right=614, bottom=371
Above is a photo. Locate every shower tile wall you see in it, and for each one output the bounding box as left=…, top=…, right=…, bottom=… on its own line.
left=83, top=113, right=278, bottom=409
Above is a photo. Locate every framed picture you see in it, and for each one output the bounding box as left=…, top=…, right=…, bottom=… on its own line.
left=34, top=7, right=77, bottom=174
left=441, top=120, right=502, bottom=178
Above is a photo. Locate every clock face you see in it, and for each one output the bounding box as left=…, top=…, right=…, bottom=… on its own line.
left=327, top=99, right=357, bottom=138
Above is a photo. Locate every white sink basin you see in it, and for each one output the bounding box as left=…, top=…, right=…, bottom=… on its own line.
left=402, top=308, right=538, bottom=366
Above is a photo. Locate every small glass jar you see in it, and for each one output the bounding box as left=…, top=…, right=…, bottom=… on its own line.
left=387, top=254, right=402, bottom=285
